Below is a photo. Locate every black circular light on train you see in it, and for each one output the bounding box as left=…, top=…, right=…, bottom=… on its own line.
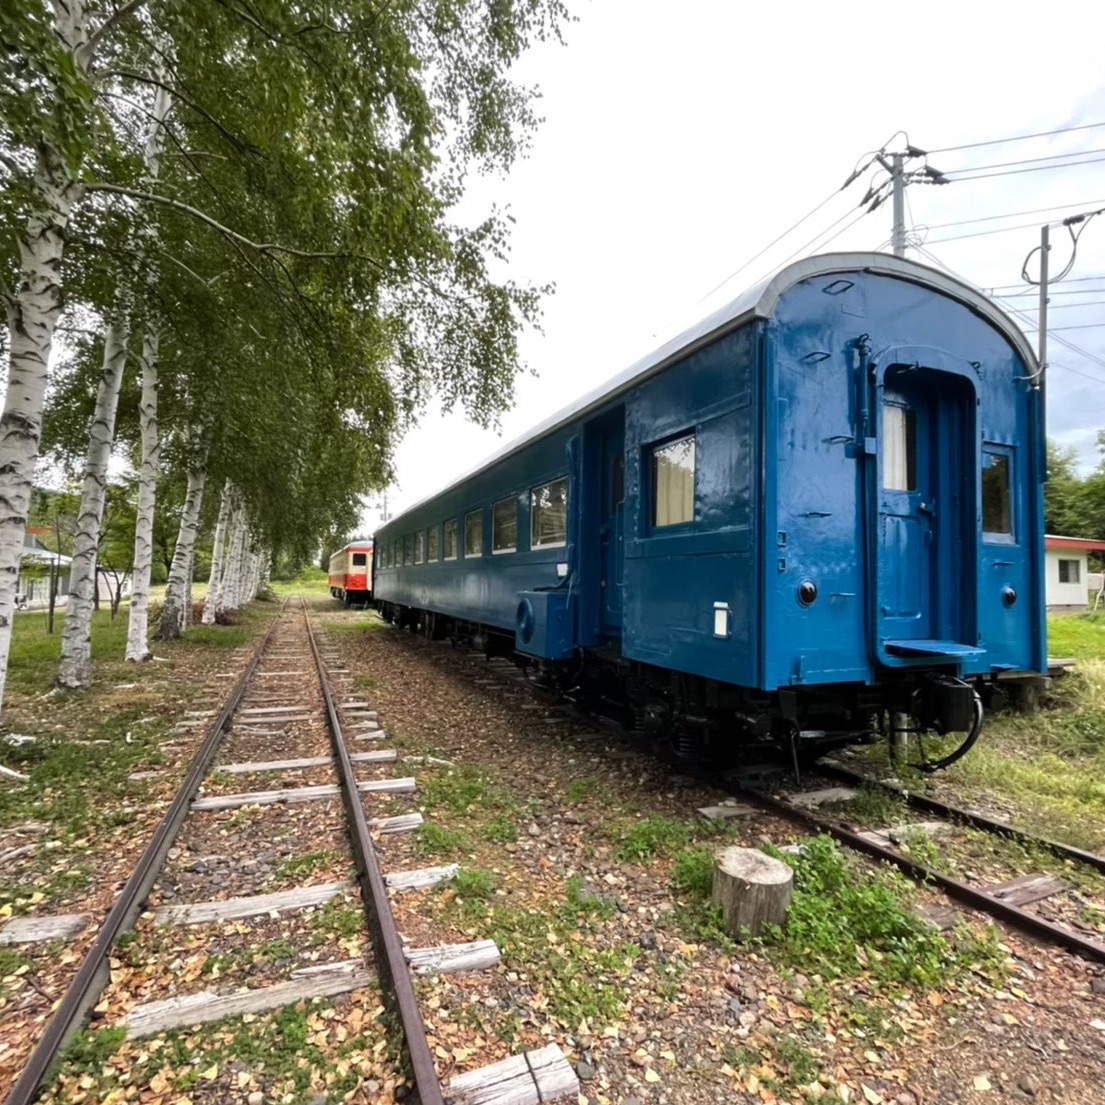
left=1002, top=586, right=1017, bottom=607
left=798, top=580, right=818, bottom=606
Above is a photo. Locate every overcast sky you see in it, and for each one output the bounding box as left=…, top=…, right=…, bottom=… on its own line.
left=363, top=0, right=1105, bottom=532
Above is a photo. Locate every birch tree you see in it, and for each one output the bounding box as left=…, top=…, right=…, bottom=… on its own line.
left=5, top=0, right=568, bottom=714
left=124, top=327, right=160, bottom=659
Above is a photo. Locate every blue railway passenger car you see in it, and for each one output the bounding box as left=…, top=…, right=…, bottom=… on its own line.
left=373, top=253, right=1046, bottom=770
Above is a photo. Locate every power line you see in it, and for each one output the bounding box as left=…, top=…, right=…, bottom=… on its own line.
left=692, top=189, right=844, bottom=305
left=944, top=154, right=1105, bottom=182
left=988, top=273, right=1105, bottom=291
left=1012, top=299, right=1105, bottom=310
left=928, top=121, right=1105, bottom=155
left=1022, top=322, right=1105, bottom=333
left=999, top=286, right=1105, bottom=297
left=912, top=244, right=1105, bottom=381
left=926, top=219, right=1066, bottom=245
left=944, top=146, right=1105, bottom=176
left=923, top=198, right=1105, bottom=231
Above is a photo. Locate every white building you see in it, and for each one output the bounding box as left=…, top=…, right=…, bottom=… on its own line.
left=1045, top=535, right=1105, bottom=611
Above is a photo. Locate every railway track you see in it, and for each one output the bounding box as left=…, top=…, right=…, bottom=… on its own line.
left=428, top=627, right=1105, bottom=969
left=9, top=601, right=580, bottom=1105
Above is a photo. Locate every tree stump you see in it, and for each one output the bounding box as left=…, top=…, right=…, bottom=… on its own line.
left=712, top=847, right=793, bottom=939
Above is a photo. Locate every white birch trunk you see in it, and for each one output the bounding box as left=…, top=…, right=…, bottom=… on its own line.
left=60, top=72, right=170, bottom=682
left=0, top=144, right=85, bottom=714
left=201, top=481, right=232, bottom=624
left=182, top=537, right=195, bottom=628
left=125, top=328, right=160, bottom=660
left=158, top=462, right=207, bottom=640
left=223, top=506, right=246, bottom=611
left=56, top=304, right=131, bottom=688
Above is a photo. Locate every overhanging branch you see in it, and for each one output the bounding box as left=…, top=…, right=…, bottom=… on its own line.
left=79, top=0, right=151, bottom=68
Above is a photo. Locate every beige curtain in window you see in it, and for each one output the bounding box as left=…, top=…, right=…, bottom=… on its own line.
left=654, top=438, right=695, bottom=526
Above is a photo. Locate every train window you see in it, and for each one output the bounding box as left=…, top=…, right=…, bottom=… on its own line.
left=493, top=498, right=517, bottom=553
left=651, top=434, right=696, bottom=527
left=465, top=509, right=483, bottom=557
left=1059, top=558, right=1081, bottom=584
left=883, top=404, right=916, bottom=491
left=427, top=525, right=439, bottom=561
left=444, top=519, right=458, bottom=560
left=982, top=452, right=1013, bottom=536
left=414, top=532, right=424, bottom=564
left=352, top=552, right=367, bottom=567
left=531, top=477, right=568, bottom=548
left=403, top=535, right=413, bottom=565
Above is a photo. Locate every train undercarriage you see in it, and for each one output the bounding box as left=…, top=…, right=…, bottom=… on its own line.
left=376, top=601, right=992, bottom=775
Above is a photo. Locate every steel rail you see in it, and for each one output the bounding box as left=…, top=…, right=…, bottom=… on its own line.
left=739, top=787, right=1105, bottom=964
left=301, top=603, right=445, bottom=1105
left=5, top=603, right=287, bottom=1105
left=818, top=761, right=1105, bottom=875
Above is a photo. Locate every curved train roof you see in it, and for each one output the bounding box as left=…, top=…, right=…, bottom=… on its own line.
left=385, top=251, right=1036, bottom=526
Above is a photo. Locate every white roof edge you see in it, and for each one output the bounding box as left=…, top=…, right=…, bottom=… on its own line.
left=384, top=251, right=1036, bottom=528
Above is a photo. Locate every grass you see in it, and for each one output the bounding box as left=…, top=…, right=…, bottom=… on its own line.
left=4, top=607, right=132, bottom=695
left=614, top=815, right=694, bottom=861
left=0, top=706, right=165, bottom=840
left=825, top=781, right=908, bottom=828
left=759, top=835, right=1004, bottom=988
left=277, top=849, right=336, bottom=879
left=1047, top=611, right=1105, bottom=660
left=416, top=821, right=471, bottom=857
left=53, top=998, right=397, bottom=1102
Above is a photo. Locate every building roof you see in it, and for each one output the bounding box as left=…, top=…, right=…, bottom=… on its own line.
left=1045, top=535, right=1105, bottom=551
left=386, top=251, right=1037, bottom=527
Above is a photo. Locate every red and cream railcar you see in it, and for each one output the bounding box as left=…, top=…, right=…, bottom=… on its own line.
left=328, top=542, right=374, bottom=605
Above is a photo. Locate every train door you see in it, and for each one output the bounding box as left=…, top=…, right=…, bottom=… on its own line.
left=600, top=421, right=626, bottom=636
left=875, top=365, right=978, bottom=663
left=583, top=408, right=626, bottom=641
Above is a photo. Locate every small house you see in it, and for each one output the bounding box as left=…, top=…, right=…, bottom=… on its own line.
left=1044, top=534, right=1105, bottom=611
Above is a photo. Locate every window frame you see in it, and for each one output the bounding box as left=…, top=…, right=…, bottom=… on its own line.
left=492, top=496, right=518, bottom=555
left=1059, top=558, right=1081, bottom=584
left=403, top=535, right=413, bottom=565
left=648, top=430, right=697, bottom=531
left=414, top=531, right=424, bottom=564
left=530, top=476, right=569, bottom=549
left=427, top=525, right=439, bottom=562
left=882, top=402, right=916, bottom=492
left=464, top=508, right=484, bottom=558
left=352, top=551, right=367, bottom=568
left=981, top=445, right=1016, bottom=544
left=443, top=518, right=458, bottom=561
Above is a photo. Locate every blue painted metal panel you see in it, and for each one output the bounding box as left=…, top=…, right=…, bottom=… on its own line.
left=621, top=325, right=759, bottom=686
left=374, top=255, right=1045, bottom=699
left=761, top=268, right=1044, bottom=689
left=516, top=590, right=575, bottom=659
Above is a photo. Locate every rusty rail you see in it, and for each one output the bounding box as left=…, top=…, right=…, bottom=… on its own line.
left=740, top=787, right=1105, bottom=965
left=301, top=602, right=445, bottom=1105
left=819, top=760, right=1105, bottom=875
left=5, top=604, right=286, bottom=1105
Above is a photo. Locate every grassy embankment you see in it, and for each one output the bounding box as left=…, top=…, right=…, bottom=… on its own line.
left=937, top=613, right=1105, bottom=848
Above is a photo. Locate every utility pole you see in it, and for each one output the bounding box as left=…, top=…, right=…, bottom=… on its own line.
left=890, top=153, right=906, bottom=258
left=855, top=140, right=947, bottom=258
left=1037, top=223, right=1049, bottom=384
left=1020, top=205, right=1103, bottom=387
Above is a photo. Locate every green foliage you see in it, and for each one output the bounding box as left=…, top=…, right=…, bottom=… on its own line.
left=416, top=822, right=471, bottom=857
left=425, top=765, right=490, bottom=813
left=761, top=835, right=1003, bottom=987
left=277, top=850, right=335, bottom=879
left=450, top=867, right=498, bottom=900
left=671, top=846, right=716, bottom=898
left=57, top=1027, right=128, bottom=1074
left=565, top=875, right=615, bottom=917
left=615, top=816, right=692, bottom=861
left=826, top=782, right=908, bottom=827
